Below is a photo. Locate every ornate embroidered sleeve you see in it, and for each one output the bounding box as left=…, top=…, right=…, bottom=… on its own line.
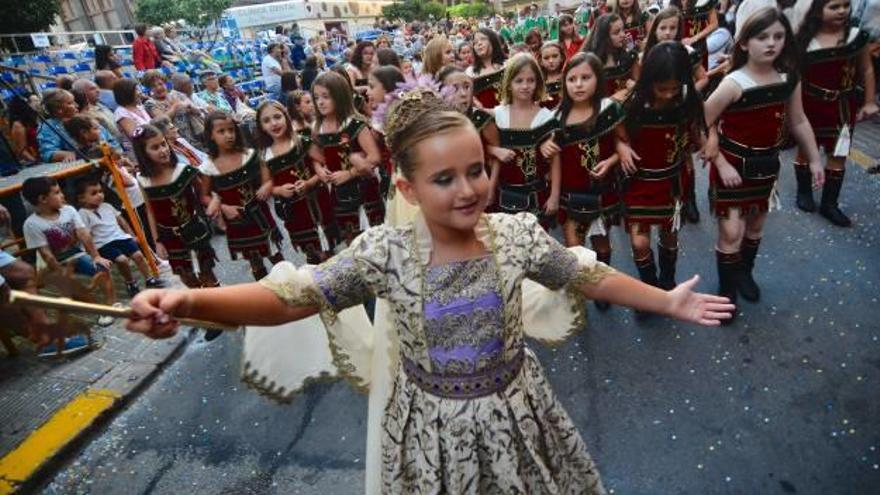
left=259, top=227, right=389, bottom=323
left=521, top=213, right=618, bottom=290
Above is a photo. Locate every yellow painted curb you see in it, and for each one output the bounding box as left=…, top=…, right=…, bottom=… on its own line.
left=850, top=148, right=874, bottom=170
left=0, top=389, right=120, bottom=494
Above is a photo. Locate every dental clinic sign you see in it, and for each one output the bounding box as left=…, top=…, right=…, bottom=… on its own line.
left=226, top=0, right=391, bottom=28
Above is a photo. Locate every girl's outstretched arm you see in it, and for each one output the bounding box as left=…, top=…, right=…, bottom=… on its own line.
left=126, top=284, right=318, bottom=339
left=580, top=273, right=734, bottom=326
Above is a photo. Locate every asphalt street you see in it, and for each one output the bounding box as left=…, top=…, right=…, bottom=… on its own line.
left=40, top=144, right=880, bottom=495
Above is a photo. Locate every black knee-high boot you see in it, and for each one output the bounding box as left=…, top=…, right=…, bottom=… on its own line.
left=794, top=162, right=816, bottom=212
left=738, top=237, right=761, bottom=302
left=634, top=249, right=658, bottom=320
left=594, top=250, right=612, bottom=311
left=819, top=168, right=852, bottom=227
left=657, top=244, right=678, bottom=291
left=683, top=165, right=700, bottom=223
left=716, top=250, right=740, bottom=325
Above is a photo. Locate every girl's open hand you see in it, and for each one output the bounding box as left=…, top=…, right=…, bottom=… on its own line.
left=125, top=289, right=192, bottom=339
left=255, top=181, right=273, bottom=201
left=667, top=275, right=735, bottom=326
left=714, top=155, right=742, bottom=188
left=590, top=158, right=616, bottom=178
left=220, top=204, right=241, bottom=220
left=617, top=143, right=640, bottom=175
left=857, top=102, right=879, bottom=121
left=493, top=147, right=517, bottom=164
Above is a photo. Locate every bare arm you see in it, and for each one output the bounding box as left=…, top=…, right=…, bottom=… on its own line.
left=786, top=82, right=824, bottom=186
left=126, top=283, right=319, bottom=338
left=37, top=246, right=62, bottom=271
left=857, top=44, right=878, bottom=118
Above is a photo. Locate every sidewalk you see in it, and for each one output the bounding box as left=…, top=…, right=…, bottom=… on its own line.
left=0, top=265, right=190, bottom=495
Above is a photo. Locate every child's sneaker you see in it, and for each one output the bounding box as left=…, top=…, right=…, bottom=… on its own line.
left=37, top=335, right=93, bottom=358
left=145, top=277, right=166, bottom=288
left=127, top=282, right=141, bottom=297
left=98, top=303, right=122, bottom=326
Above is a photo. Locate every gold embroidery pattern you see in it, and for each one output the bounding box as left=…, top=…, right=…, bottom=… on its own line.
left=578, top=140, right=600, bottom=170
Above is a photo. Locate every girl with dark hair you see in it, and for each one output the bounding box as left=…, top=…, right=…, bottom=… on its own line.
left=642, top=7, right=710, bottom=223
left=200, top=112, right=284, bottom=280
left=133, top=124, right=219, bottom=292
left=375, top=47, right=401, bottom=68
left=367, top=66, right=405, bottom=198
left=524, top=28, right=544, bottom=58
left=623, top=42, right=706, bottom=309
left=612, top=0, right=651, bottom=50
left=113, top=78, right=152, bottom=154
left=94, top=45, right=123, bottom=78
left=311, top=71, right=384, bottom=242
left=542, top=52, right=630, bottom=310
left=586, top=13, right=640, bottom=101
left=346, top=41, right=376, bottom=92
left=489, top=53, right=560, bottom=230
left=703, top=7, right=822, bottom=323
left=255, top=100, right=333, bottom=264
left=467, top=28, right=507, bottom=108
left=791, top=0, right=877, bottom=225
left=285, top=90, right=315, bottom=137
left=558, top=13, right=585, bottom=60
left=8, top=95, right=40, bottom=164
left=668, top=0, right=719, bottom=70
left=539, top=42, right=565, bottom=109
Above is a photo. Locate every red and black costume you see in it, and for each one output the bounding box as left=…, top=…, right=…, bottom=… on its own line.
left=206, top=150, right=282, bottom=261
left=604, top=50, right=638, bottom=96
left=681, top=0, right=718, bottom=70
left=494, top=106, right=557, bottom=228
left=556, top=99, right=625, bottom=231
left=471, top=69, right=504, bottom=109
left=622, top=11, right=651, bottom=50
left=802, top=29, right=867, bottom=150
left=542, top=80, right=563, bottom=110
left=315, top=117, right=385, bottom=240
left=624, top=104, right=692, bottom=232
left=139, top=163, right=216, bottom=276
left=795, top=29, right=869, bottom=225
left=265, top=137, right=334, bottom=264
left=711, top=72, right=792, bottom=218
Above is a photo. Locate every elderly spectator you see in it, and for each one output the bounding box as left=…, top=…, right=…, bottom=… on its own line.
left=94, top=45, right=123, bottom=78
left=94, top=70, right=119, bottom=111
left=132, top=24, right=160, bottom=71
left=112, top=78, right=152, bottom=153
left=219, top=74, right=249, bottom=110
left=37, top=89, right=118, bottom=163
left=195, top=71, right=233, bottom=114
left=71, top=78, right=122, bottom=142
left=150, top=26, right=180, bottom=65
left=142, top=70, right=204, bottom=141
left=167, top=73, right=206, bottom=147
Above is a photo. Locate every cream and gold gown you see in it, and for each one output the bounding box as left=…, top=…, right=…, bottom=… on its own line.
left=244, top=211, right=615, bottom=494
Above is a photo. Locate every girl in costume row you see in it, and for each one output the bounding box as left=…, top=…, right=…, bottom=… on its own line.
left=791, top=0, right=877, bottom=226
left=126, top=82, right=732, bottom=495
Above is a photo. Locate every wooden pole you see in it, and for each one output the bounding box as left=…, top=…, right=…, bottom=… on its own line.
left=9, top=290, right=237, bottom=331
left=100, top=143, right=159, bottom=277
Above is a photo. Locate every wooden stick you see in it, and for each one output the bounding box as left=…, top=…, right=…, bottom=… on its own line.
left=101, top=144, right=160, bottom=277
left=8, top=290, right=237, bottom=331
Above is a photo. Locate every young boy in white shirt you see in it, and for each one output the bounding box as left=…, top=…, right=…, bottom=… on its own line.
left=75, top=176, right=164, bottom=297
left=22, top=176, right=116, bottom=325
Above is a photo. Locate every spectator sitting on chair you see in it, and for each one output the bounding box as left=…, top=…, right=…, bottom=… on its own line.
left=21, top=177, right=116, bottom=324
left=94, top=70, right=120, bottom=111
left=168, top=73, right=206, bottom=149
left=95, top=45, right=123, bottom=79
left=150, top=26, right=180, bottom=66
left=195, top=71, right=234, bottom=115
left=74, top=176, right=164, bottom=298
left=7, top=96, right=40, bottom=165
left=37, top=89, right=119, bottom=163
left=113, top=78, right=152, bottom=154
left=71, top=78, right=123, bottom=143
